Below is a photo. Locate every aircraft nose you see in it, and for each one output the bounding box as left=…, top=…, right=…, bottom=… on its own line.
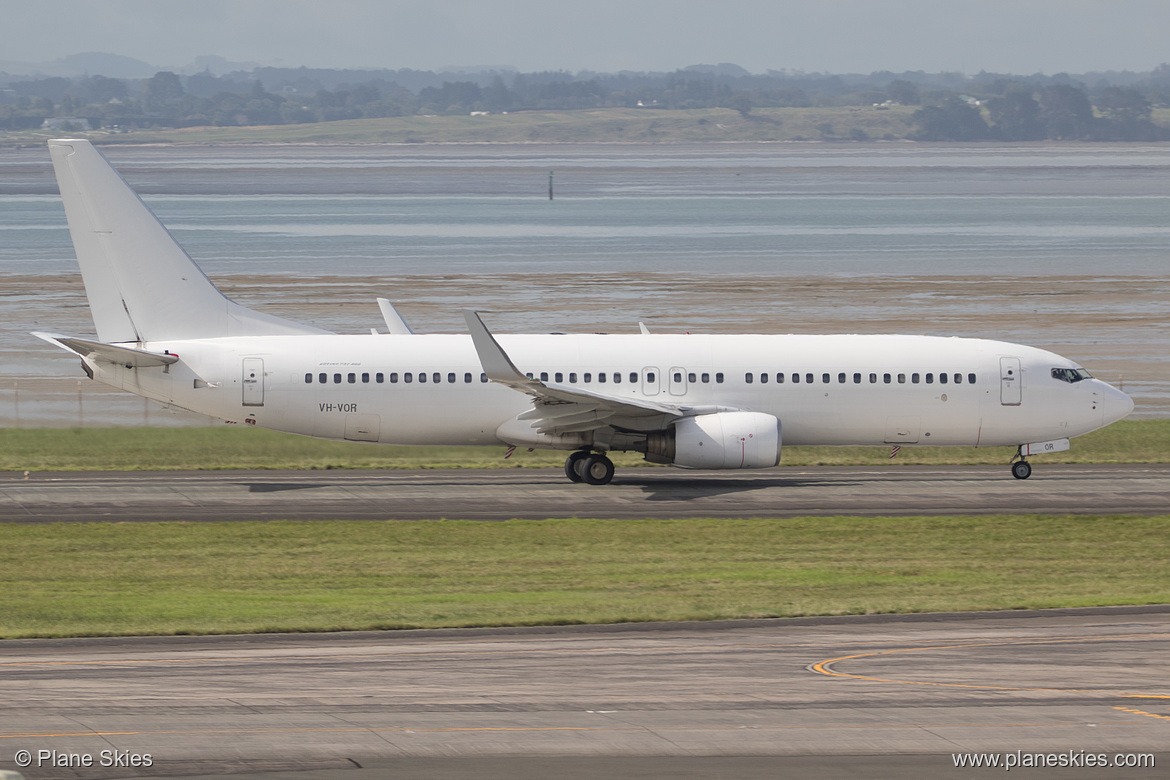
left=1099, top=382, right=1134, bottom=426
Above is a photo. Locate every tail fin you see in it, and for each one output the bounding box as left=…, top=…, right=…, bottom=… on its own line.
left=48, top=139, right=328, bottom=342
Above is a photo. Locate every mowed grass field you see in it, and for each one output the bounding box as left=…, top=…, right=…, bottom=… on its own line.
left=1, top=421, right=1165, bottom=639
left=1, top=515, right=1168, bottom=639
left=1, top=419, right=1166, bottom=472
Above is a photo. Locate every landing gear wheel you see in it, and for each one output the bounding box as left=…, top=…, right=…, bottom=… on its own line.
left=579, top=454, right=615, bottom=486
left=564, top=450, right=590, bottom=483
left=1011, top=460, right=1032, bottom=480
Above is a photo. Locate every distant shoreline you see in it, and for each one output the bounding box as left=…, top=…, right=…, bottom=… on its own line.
left=4, top=105, right=1169, bottom=147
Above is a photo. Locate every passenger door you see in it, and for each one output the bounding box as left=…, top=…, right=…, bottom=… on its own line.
left=242, top=358, right=264, bottom=407
left=1000, top=357, right=1022, bottom=406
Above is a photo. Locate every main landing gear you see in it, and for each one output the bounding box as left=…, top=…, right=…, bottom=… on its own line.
left=565, top=450, right=615, bottom=485
left=1010, top=447, right=1032, bottom=480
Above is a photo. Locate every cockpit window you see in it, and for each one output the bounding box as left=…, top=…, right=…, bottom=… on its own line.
left=1051, top=367, right=1092, bottom=383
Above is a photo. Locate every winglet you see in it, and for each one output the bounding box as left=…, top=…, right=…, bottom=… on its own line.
left=377, top=298, right=414, bottom=335
left=462, top=310, right=532, bottom=387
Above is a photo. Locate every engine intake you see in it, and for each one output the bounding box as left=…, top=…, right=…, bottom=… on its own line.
left=646, top=412, right=781, bottom=469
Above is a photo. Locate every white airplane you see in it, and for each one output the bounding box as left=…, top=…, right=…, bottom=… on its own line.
left=37, top=139, right=1133, bottom=485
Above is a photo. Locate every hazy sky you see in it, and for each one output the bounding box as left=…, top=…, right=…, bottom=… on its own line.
left=4, top=0, right=1170, bottom=75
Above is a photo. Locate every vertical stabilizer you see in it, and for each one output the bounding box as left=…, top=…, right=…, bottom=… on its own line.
left=48, top=139, right=327, bottom=342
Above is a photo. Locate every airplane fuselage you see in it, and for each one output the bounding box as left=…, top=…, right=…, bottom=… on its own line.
left=93, top=332, right=1128, bottom=452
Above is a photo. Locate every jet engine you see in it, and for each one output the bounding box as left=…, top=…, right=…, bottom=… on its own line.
left=646, top=411, right=781, bottom=469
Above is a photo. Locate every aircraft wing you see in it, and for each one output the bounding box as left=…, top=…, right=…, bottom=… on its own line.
left=463, top=311, right=731, bottom=434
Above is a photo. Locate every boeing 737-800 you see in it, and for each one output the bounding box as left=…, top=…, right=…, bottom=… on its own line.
left=36, top=139, right=1133, bottom=485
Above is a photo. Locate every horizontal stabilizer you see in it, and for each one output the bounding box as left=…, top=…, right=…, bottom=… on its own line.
left=33, top=332, right=178, bottom=368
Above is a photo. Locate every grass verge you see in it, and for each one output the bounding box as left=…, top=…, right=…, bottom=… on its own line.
left=1, top=515, right=1166, bottom=639
left=0, top=419, right=1166, bottom=472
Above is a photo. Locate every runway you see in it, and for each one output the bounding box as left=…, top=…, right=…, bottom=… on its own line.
left=2, top=607, right=1167, bottom=779
left=0, top=464, right=1167, bottom=522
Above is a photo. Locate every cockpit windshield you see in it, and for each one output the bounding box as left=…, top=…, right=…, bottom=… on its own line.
left=1051, top=367, right=1092, bottom=383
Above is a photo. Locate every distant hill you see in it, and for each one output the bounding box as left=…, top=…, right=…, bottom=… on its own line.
left=0, top=52, right=156, bottom=79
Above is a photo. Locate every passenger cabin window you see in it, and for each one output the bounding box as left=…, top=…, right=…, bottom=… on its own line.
left=305, top=373, right=312, bottom=384
left=465, top=372, right=473, bottom=383
left=584, top=372, right=592, bottom=383
left=701, top=373, right=710, bottom=383
left=480, top=373, right=488, bottom=383
left=569, top=373, right=578, bottom=383
left=333, top=373, right=342, bottom=384
left=805, top=373, right=814, bottom=384
left=389, top=372, right=398, bottom=383
left=629, top=372, right=638, bottom=383
left=912, top=373, right=920, bottom=384
left=319, top=373, right=327, bottom=384
left=853, top=373, right=862, bottom=384
left=869, top=373, right=877, bottom=384
left=404, top=372, right=413, bottom=383
left=745, top=373, right=753, bottom=384
left=792, top=373, right=800, bottom=384
left=362, top=372, right=370, bottom=383
left=838, top=372, right=847, bottom=384
left=760, top=373, right=768, bottom=384
left=939, top=373, right=948, bottom=385
left=377, top=373, right=385, bottom=383
left=598, top=373, right=606, bottom=383
left=925, top=373, right=934, bottom=384
left=448, top=372, right=457, bottom=383
left=419, top=373, right=427, bottom=384
left=555, top=372, right=563, bottom=382
left=822, top=373, right=830, bottom=384
left=716, top=372, right=724, bottom=384
left=688, top=373, right=696, bottom=383
left=540, top=372, right=549, bottom=382
left=614, top=373, right=622, bottom=384
left=674, top=372, right=683, bottom=383
left=884, top=373, right=891, bottom=384
left=968, top=373, right=977, bottom=384
left=348, top=373, right=356, bottom=384
left=776, top=373, right=784, bottom=383
left=898, top=373, right=906, bottom=384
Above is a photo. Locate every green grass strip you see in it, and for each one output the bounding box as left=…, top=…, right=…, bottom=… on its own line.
left=1, top=419, right=1166, bottom=472
left=0, top=515, right=1167, bottom=638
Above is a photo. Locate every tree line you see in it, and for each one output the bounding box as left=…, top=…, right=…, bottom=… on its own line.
left=2, top=65, right=1169, bottom=141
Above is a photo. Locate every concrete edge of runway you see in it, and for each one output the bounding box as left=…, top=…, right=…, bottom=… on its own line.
left=6, top=602, right=1170, bottom=652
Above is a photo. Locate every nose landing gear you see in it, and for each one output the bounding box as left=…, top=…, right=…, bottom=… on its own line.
left=1010, top=445, right=1033, bottom=480
left=564, top=450, right=615, bottom=485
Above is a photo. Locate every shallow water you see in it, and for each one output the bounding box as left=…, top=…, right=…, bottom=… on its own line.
left=1, top=142, right=1166, bottom=425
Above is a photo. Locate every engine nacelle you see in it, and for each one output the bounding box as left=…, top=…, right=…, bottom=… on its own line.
left=646, top=412, right=781, bottom=469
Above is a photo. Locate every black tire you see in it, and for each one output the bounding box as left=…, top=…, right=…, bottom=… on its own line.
left=580, top=454, right=615, bottom=485
left=565, top=451, right=590, bottom=483
left=1011, top=460, right=1032, bottom=480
